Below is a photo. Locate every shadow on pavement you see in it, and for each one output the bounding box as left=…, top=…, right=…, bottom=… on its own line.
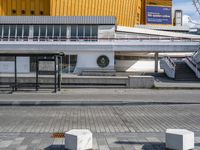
left=115, top=141, right=166, bottom=150
left=44, top=145, right=65, bottom=150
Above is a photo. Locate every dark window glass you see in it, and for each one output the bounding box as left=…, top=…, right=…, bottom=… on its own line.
left=71, top=25, right=77, bottom=39
left=33, top=25, right=39, bottom=40
left=78, top=25, right=84, bottom=39
left=62, top=55, right=70, bottom=73
left=0, top=25, right=2, bottom=39
left=47, top=25, right=53, bottom=39
left=23, top=25, right=29, bottom=40
left=40, top=25, right=46, bottom=40
left=91, top=25, right=98, bottom=39
left=16, top=25, right=23, bottom=39
left=30, top=57, right=36, bottom=72
left=40, top=11, right=44, bottom=15
left=3, top=25, right=9, bottom=39
left=12, top=10, right=16, bottom=15
left=21, top=10, right=26, bottom=15
left=62, top=55, right=77, bottom=73
left=31, top=10, right=35, bottom=15
left=10, top=25, right=16, bottom=41
left=61, top=25, right=67, bottom=40
left=53, top=25, right=60, bottom=40
left=85, top=25, right=91, bottom=40
left=70, top=55, right=77, bottom=73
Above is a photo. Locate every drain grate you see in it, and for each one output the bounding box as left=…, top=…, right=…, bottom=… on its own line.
left=52, top=132, right=65, bottom=138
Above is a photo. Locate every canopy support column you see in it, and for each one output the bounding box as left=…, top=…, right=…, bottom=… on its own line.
left=155, top=52, right=159, bottom=73
left=14, top=56, right=17, bottom=91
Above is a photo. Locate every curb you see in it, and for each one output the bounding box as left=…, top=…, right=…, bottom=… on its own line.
left=0, top=101, right=200, bottom=106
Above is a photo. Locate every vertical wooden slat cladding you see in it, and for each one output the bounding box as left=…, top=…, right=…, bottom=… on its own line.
left=48, top=0, right=143, bottom=27
left=0, top=0, right=172, bottom=26
left=0, top=0, right=50, bottom=16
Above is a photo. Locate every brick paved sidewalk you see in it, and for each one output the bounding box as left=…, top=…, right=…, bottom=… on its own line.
left=0, top=132, right=200, bottom=150
left=0, top=105, right=200, bottom=133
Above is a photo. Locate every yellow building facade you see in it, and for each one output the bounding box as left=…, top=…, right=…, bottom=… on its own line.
left=0, top=0, right=172, bottom=26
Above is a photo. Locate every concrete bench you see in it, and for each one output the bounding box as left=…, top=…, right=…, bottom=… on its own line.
left=65, top=129, right=93, bottom=150
left=166, top=129, right=194, bottom=150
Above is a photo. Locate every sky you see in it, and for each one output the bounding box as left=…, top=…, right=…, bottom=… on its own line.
left=173, top=0, right=200, bottom=26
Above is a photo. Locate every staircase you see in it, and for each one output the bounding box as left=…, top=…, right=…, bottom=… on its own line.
left=175, top=61, right=198, bottom=81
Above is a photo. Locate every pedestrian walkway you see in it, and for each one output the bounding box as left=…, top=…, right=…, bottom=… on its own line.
left=0, top=105, right=200, bottom=133
left=0, top=132, right=200, bottom=150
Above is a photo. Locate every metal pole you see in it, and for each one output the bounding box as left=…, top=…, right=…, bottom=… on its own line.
left=14, top=56, right=17, bottom=91
left=58, top=56, right=61, bottom=91
left=36, top=56, right=39, bottom=91
left=154, top=52, right=159, bottom=73
left=54, top=56, right=57, bottom=93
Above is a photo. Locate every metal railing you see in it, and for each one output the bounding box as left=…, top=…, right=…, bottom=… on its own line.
left=166, top=56, right=176, bottom=68
left=185, top=56, right=200, bottom=78
left=0, top=36, right=200, bottom=42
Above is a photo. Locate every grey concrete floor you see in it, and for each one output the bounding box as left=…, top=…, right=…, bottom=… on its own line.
left=0, top=89, right=200, bottom=149
left=0, top=105, right=200, bottom=149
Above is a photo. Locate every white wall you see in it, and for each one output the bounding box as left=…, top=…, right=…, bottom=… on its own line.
left=74, top=51, right=115, bottom=73
left=98, top=25, right=115, bottom=39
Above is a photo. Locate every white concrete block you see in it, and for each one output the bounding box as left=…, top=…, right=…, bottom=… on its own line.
left=128, top=75, right=154, bottom=88
left=65, top=129, right=93, bottom=150
left=166, top=129, right=194, bottom=150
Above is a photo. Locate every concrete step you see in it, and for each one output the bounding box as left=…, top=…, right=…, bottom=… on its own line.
left=175, top=61, right=198, bottom=81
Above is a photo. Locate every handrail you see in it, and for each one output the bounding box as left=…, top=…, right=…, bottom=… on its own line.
left=186, top=56, right=198, bottom=69
left=166, top=56, right=176, bottom=68
left=186, top=56, right=200, bottom=78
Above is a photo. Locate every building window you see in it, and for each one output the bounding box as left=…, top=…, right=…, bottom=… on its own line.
left=30, top=10, right=35, bottom=15
left=91, top=25, right=98, bottom=40
left=0, top=25, right=2, bottom=40
left=85, top=25, right=90, bottom=39
left=70, top=25, right=98, bottom=41
left=21, top=10, right=26, bottom=15
left=3, top=25, right=9, bottom=41
left=40, top=11, right=44, bottom=15
left=33, top=25, right=39, bottom=41
left=12, top=10, right=16, bottom=15
left=61, top=25, right=67, bottom=40
left=10, top=25, right=16, bottom=41
left=71, top=25, right=77, bottom=39
left=16, top=25, right=23, bottom=40
left=23, top=25, right=29, bottom=40
left=47, top=25, right=53, bottom=39
left=39, top=25, right=46, bottom=40
left=53, top=25, right=60, bottom=40
left=78, top=25, right=84, bottom=39
left=62, top=55, right=77, bottom=73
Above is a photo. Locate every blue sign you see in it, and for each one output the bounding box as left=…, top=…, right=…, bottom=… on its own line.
left=146, top=6, right=172, bottom=24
